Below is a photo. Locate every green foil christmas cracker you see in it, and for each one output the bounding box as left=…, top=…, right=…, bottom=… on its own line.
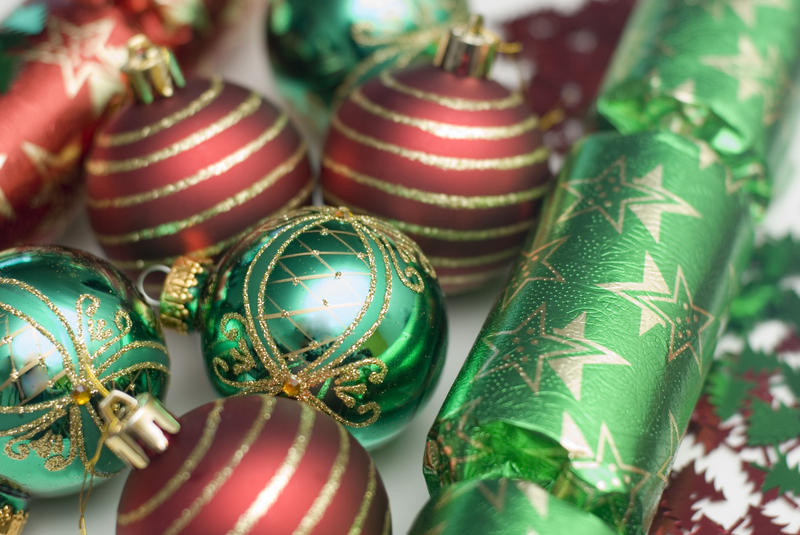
left=598, top=0, right=800, bottom=203
left=422, top=130, right=753, bottom=533
left=408, top=478, right=617, bottom=535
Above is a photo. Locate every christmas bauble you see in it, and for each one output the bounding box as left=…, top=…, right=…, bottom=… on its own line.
left=86, top=62, right=314, bottom=279
left=159, top=206, right=447, bottom=448
left=117, top=395, right=391, bottom=535
left=0, top=246, right=170, bottom=498
left=320, top=19, right=551, bottom=294
left=266, top=0, right=468, bottom=134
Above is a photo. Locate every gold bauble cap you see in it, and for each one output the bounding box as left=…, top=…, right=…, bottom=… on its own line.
left=123, top=34, right=185, bottom=104
left=433, top=14, right=518, bottom=79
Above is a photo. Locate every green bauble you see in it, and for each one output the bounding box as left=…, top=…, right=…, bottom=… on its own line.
left=0, top=247, right=170, bottom=498
left=163, top=206, right=448, bottom=448
left=266, top=0, right=468, bottom=134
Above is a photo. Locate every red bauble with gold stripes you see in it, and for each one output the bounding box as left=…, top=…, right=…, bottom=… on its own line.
left=117, top=395, right=392, bottom=535
left=86, top=76, right=313, bottom=278
left=320, top=20, right=551, bottom=294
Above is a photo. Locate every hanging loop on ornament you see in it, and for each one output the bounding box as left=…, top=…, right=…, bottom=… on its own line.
left=98, top=390, right=180, bottom=470
left=123, top=34, right=185, bottom=104
left=137, top=264, right=171, bottom=307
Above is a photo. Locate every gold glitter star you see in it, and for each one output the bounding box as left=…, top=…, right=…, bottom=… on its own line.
left=476, top=305, right=629, bottom=401
left=21, top=140, right=82, bottom=208
left=0, top=154, right=14, bottom=220
left=598, top=252, right=714, bottom=370
left=703, top=36, right=785, bottom=124
left=500, top=237, right=567, bottom=310
left=692, top=0, right=788, bottom=26
left=22, top=16, right=126, bottom=115
left=557, top=158, right=699, bottom=243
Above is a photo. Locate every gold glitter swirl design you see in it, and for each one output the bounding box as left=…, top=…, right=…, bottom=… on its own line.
left=86, top=92, right=263, bottom=175
left=380, top=70, right=524, bottom=111
left=88, top=114, right=290, bottom=209
left=96, top=143, right=308, bottom=245
left=96, top=77, right=225, bottom=147
left=0, top=278, right=168, bottom=473
left=322, top=158, right=549, bottom=209
left=350, top=87, right=539, bottom=139
left=210, top=207, right=435, bottom=428
left=331, top=115, right=548, bottom=171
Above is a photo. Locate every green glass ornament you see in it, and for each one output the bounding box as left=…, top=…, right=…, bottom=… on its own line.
left=0, top=246, right=170, bottom=498
left=265, top=0, right=468, bottom=135
left=159, top=206, right=448, bottom=448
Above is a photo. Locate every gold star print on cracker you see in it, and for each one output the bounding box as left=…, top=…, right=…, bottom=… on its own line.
left=702, top=36, right=785, bottom=124
left=475, top=305, right=629, bottom=401
left=0, top=155, right=13, bottom=220
left=598, top=252, right=714, bottom=370
left=425, top=397, right=488, bottom=480
left=22, top=140, right=82, bottom=208
left=692, top=0, right=788, bottom=26
left=500, top=237, right=567, bottom=310
left=22, top=17, right=126, bottom=115
left=557, top=158, right=699, bottom=242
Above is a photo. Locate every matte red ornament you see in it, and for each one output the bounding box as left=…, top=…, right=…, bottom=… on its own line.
left=117, top=395, right=392, bottom=535
left=86, top=74, right=313, bottom=278
left=320, top=18, right=551, bottom=294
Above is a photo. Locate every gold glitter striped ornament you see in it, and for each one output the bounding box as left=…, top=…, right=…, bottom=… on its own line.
left=321, top=17, right=552, bottom=294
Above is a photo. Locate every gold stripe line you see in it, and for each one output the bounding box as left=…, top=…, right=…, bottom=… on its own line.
left=438, top=267, right=508, bottom=287
left=87, top=92, right=263, bottom=175
left=350, top=87, right=538, bottom=139
left=323, top=192, right=533, bottom=241
left=163, top=396, right=276, bottom=535
left=380, top=71, right=524, bottom=111
left=291, top=424, right=350, bottom=535
left=89, top=115, right=290, bottom=208
left=110, top=183, right=313, bottom=270
left=96, top=144, right=308, bottom=244
left=226, top=405, right=316, bottom=535
left=117, top=399, right=225, bottom=525
left=323, top=158, right=548, bottom=209
left=331, top=115, right=548, bottom=171
left=346, top=460, right=377, bottom=535
left=381, top=509, right=391, bottom=535
left=427, top=247, right=519, bottom=268
left=97, top=78, right=225, bottom=147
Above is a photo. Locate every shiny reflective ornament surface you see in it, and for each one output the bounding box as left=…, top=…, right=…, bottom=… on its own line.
left=0, top=246, right=170, bottom=498
left=161, top=206, right=448, bottom=448
left=321, top=17, right=551, bottom=294
left=117, top=395, right=392, bottom=535
left=266, top=0, right=468, bottom=134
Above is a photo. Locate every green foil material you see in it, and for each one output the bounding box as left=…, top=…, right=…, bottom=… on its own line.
left=409, top=478, right=617, bottom=535
left=0, top=247, right=170, bottom=497
left=186, top=207, right=448, bottom=449
left=423, top=131, right=753, bottom=533
left=598, top=0, right=800, bottom=205
left=266, top=0, right=467, bottom=135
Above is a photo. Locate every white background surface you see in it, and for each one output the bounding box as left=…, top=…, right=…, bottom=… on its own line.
left=5, top=0, right=800, bottom=533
